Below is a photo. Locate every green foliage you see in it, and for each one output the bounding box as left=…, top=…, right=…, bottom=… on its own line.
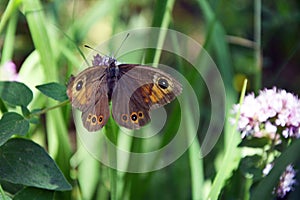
left=0, top=138, right=71, bottom=191
left=13, top=187, right=54, bottom=200
left=0, top=112, right=29, bottom=146
left=0, top=80, right=71, bottom=197
left=36, top=83, right=68, bottom=102
left=1, top=0, right=300, bottom=199
left=0, top=82, right=32, bottom=107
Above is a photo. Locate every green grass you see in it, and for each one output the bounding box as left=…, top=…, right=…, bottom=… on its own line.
left=1, top=0, right=299, bottom=199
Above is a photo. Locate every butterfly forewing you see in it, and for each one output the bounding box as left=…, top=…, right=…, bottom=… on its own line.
left=67, top=65, right=110, bottom=131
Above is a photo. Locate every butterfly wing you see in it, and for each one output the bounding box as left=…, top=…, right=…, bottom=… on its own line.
left=111, top=64, right=182, bottom=129
left=67, top=66, right=110, bottom=131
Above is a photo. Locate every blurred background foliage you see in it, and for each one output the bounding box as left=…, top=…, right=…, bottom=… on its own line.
left=0, top=0, right=300, bottom=199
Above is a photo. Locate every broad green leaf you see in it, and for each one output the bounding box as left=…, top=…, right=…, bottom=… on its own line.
left=0, top=112, right=29, bottom=146
left=0, top=81, right=33, bottom=107
left=36, top=82, right=68, bottom=102
left=0, top=138, right=72, bottom=191
left=13, top=187, right=54, bottom=200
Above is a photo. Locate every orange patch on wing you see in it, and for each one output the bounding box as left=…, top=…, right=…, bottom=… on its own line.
left=141, top=85, right=151, bottom=96
left=152, top=85, right=165, bottom=98
left=148, top=85, right=166, bottom=103
left=140, top=83, right=171, bottom=104
left=140, top=85, right=152, bottom=103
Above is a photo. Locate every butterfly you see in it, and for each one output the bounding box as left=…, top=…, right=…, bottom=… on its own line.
left=67, top=54, right=182, bottom=131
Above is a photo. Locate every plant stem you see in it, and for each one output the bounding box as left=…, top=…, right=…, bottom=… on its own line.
left=208, top=79, right=247, bottom=200
left=152, top=0, right=175, bottom=67
left=30, top=100, right=69, bottom=117
left=254, top=0, right=262, bottom=91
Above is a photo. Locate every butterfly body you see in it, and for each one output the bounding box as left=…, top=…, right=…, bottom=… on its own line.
left=106, top=61, right=119, bottom=101
left=67, top=54, right=182, bottom=131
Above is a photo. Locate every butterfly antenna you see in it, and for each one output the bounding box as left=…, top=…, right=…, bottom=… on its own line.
left=77, top=46, right=90, bottom=67
left=51, top=24, right=90, bottom=66
left=84, top=44, right=107, bottom=56
left=114, top=33, right=130, bottom=58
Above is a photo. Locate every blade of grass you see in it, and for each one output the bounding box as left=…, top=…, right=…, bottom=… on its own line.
left=151, top=0, right=175, bottom=66
left=196, top=0, right=238, bottom=150
left=105, top=118, right=119, bottom=200
left=22, top=0, right=57, bottom=80
left=196, top=0, right=236, bottom=104
left=1, top=7, right=18, bottom=64
left=168, top=27, right=205, bottom=200
left=22, top=2, right=72, bottom=199
left=123, top=1, right=177, bottom=198
left=254, top=0, right=262, bottom=91
left=145, top=0, right=175, bottom=65
left=186, top=108, right=204, bottom=200
left=116, top=130, right=133, bottom=200
left=109, top=2, right=130, bottom=199
left=195, top=1, right=240, bottom=199
left=72, top=146, right=101, bottom=200
left=0, top=0, right=21, bottom=36
left=207, top=79, right=247, bottom=200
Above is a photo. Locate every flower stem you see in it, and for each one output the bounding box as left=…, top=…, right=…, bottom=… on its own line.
left=254, top=0, right=262, bottom=91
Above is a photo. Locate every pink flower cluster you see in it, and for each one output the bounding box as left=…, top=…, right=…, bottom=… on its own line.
left=232, top=87, right=300, bottom=140
left=0, top=61, right=19, bottom=81
left=263, top=163, right=297, bottom=198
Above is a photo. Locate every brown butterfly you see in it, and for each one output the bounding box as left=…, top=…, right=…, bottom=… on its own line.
left=67, top=54, right=182, bottom=131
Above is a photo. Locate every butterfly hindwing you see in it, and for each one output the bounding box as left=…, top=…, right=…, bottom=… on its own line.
left=111, top=77, right=151, bottom=129
left=81, top=85, right=110, bottom=131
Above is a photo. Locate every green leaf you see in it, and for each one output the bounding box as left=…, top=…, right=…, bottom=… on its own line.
left=238, top=137, right=270, bottom=148
left=13, top=187, right=54, bottom=200
left=240, top=155, right=263, bottom=181
left=36, top=82, right=68, bottom=102
left=0, top=138, right=72, bottom=191
left=0, top=112, right=30, bottom=146
left=0, top=81, right=33, bottom=107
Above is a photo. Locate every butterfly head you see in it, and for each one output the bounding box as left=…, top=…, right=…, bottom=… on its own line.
left=92, top=54, right=117, bottom=67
